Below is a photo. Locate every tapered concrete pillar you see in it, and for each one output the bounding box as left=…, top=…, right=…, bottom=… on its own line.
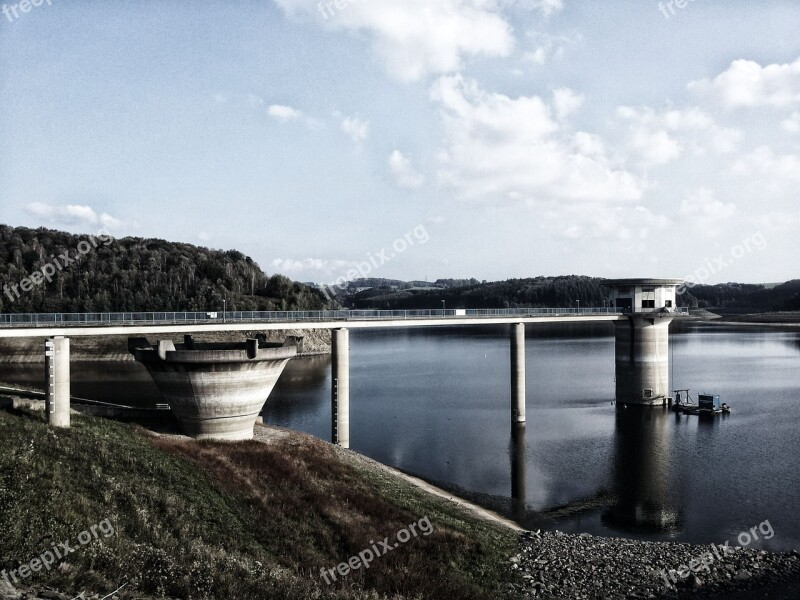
left=332, top=328, right=350, bottom=448
left=45, top=337, right=70, bottom=428
left=130, top=337, right=296, bottom=441
left=511, top=323, right=526, bottom=424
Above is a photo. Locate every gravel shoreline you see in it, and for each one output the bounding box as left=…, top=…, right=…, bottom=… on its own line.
left=510, top=529, right=800, bottom=599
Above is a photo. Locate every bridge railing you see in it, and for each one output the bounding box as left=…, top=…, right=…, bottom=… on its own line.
left=0, top=307, right=688, bottom=328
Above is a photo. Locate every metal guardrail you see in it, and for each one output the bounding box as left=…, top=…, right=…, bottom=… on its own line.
left=0, top=307, right=688, bottom=328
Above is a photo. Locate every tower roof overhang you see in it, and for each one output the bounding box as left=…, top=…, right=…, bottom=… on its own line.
left=601, top=278, right=684, bottom=288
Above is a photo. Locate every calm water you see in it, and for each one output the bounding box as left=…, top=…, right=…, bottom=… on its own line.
left=264, top=323, right=800, bottom=551
left=2, top=323, right=798, bottom=550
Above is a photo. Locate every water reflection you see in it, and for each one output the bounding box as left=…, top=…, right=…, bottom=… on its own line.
left=510, top=423, right=526, bottom=518
left=262, top=355, right=331, bottom=434
left=0, top=360, right=161, bottom=407
left=601, top=406, right=683, bottom=534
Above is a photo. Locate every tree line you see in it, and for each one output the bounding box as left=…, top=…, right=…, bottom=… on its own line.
left=349, top=276, right=800, bottom=312
left=0, top=225, right=329, bottom=313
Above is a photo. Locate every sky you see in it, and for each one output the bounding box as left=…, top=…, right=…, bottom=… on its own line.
left=1, top=0, right=799, bottom=286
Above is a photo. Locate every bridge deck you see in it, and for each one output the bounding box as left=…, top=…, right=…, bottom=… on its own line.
left=0, top=308, right=689, bottom=338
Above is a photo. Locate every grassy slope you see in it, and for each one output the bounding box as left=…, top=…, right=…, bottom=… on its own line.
left=0, top=409, right=518, bottom=599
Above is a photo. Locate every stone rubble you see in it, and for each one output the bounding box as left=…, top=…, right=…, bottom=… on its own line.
left=509, top=530, right=800, bottom=599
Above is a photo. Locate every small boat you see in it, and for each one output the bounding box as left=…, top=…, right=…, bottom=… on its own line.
left=670, top=389, right=731, bottom=416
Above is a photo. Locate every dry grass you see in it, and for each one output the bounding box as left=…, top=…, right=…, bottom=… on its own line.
left=0, top=408, right=518, bottom=599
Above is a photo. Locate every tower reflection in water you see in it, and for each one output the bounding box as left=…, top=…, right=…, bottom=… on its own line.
left=601, top=406, right=684, bottom=534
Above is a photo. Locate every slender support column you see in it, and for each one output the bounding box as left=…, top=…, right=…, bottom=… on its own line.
left=45, top=337, right=70, bottom=428
left=331, top=328, right=350, bottom=448
left=511, top=323, right=526, bottom=424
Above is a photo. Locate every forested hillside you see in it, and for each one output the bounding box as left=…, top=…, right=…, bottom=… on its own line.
left=350, top=276, right=610, bottom=309
left=348, top=276, right=800, bottom=312
left=2, top=225, right=795, bottom=314
left=0, top=225, right=328, bottom=313
left=684, top=280, right=800, bottom=312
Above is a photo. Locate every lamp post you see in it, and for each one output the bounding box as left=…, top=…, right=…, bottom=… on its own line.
left=223, top=298, right=226, bottom=323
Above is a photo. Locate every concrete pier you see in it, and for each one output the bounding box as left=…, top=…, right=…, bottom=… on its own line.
left=45, top=336, right=70, bottom=428
left=511, top=323, right=526, bottom=424
left=130, top=336, right=296, bottom=441
left=614, top=316, right=673, bottom=405
left=331, top=328, right=350, bottom=448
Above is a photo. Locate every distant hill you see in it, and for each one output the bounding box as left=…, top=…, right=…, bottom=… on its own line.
left=339, top=276, right=800, bottom=313
left=348, top=276, right=608, bottom=310
left=682, top=280, right=800, bottom=312
left=0, top=225, right=329, bottom=313
left=3, top=224, right=795, bottom=315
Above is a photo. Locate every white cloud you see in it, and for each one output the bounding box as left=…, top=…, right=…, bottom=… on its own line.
left=616, top=106, right=742, bottom=167
left=543, top=204, right=671, bottom=241
left=267, top=104, right=303, bottom=121
left=630, top=129, right=682, bottom=168
left=782, top=111, right=800, bottom=134
left=530, top=0, right=564, bottom=17
left=429, top=75, right=643, bottom=205
left=25, top=203, right=125, bottom=231
left=272, top=257, right=359, bottom=279
left=267, top=104, right=323, bottom=129
left=273, top=0, right=515, bottom=82
left=388, top=150, right=426, bottom=189
left=522, top=31, right=578, bottom=67
left=98, top=213, right=124, bottom=229
left=688, top=57, right=800, bottom=109
left=573, top=131, right=605, bottom=156
left=552, top=87, right=583, bottom=121
left=756, top=211, right=800, bottom=233
left=731, top=146, right=800, bottom=181
left=678, top=188, right=737, bottom=235
left=522, top=47, right=548, bottom=65
left=341, top=115, right=370, bottom=144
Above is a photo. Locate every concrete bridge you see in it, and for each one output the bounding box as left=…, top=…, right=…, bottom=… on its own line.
left=0, top=280, right=689, bottom=444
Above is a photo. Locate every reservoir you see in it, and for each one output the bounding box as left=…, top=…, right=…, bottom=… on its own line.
left=2, top=322, right=798, bottom=550
left=266, top=322, right=800, bottom=551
